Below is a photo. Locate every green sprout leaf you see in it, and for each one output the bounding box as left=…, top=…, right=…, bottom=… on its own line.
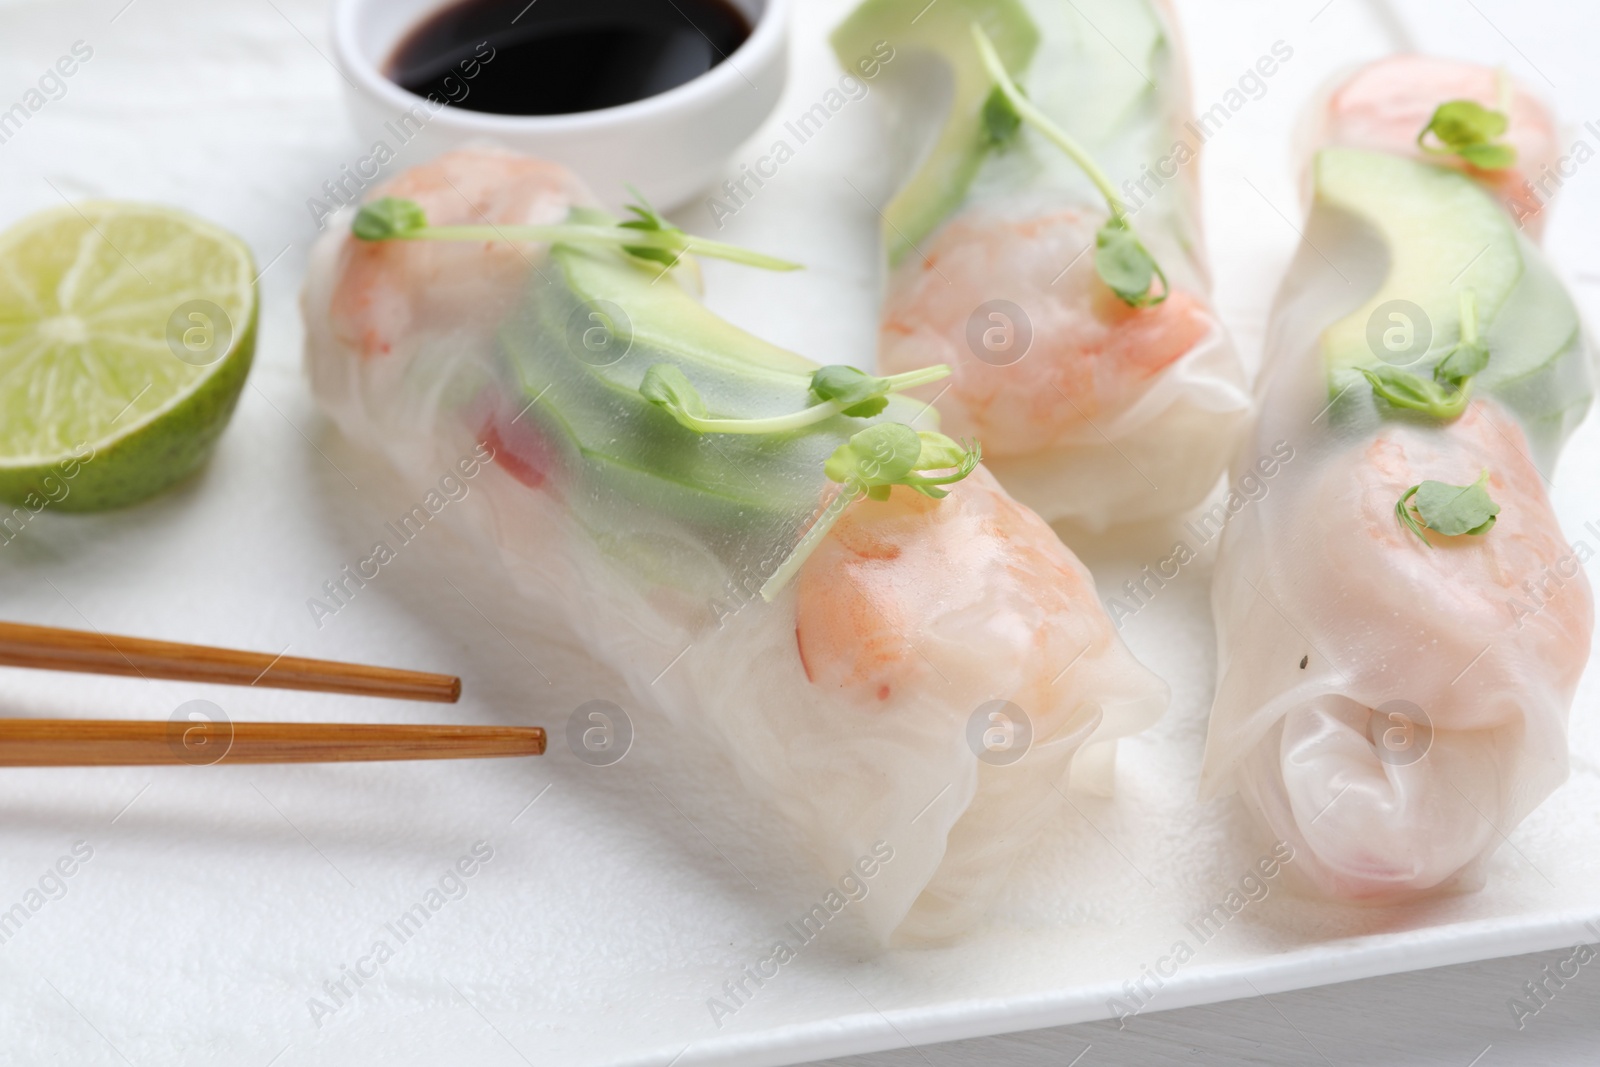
left=1360, top=365, right=1472, bottom=420
left=1434, top=337, right=1489, bottom=385
left=1396, top=470, right=1500, bottom=547
left=1363, top=291, right=1488, bottom=420
left=808, top=365, right=898, bottom=418
left=913, top=431, right=970, bottom=471
left=1096, top=217, right=1168, bottom=308
left=1423, top=100, right=1507, bottom=147
left=1434, top=289, right=1490, bottom=387
left=619, top=186, right=671, bottom=231
left=824, top=425, right=981, bottom=499
left=1416, top=471, right=1501, bottom=535
left=617, top=186, right=684, bottom=267
left=759, top=425, right=983, bottom=601
left=1417, top=100, right=1517, bottom=171
left=640, top=364, right=708, bottom=422
left=981, top=85, right=1024, bottom=147
left=825, top=422, right=922, bottom=490
left=352, top=197, right=429, bottom=241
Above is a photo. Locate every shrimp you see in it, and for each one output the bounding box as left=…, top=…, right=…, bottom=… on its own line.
left=879, top=210, right=1214, bottom=458
left=1312, top=56, right=1559, bottom=233
left=328, top=147, right=594, bottom=360
left=796, top=465, right=1168, bottom=935
left=1216, top=402, right=1592, bottom=900
left=797, top=465, right=1139, bottom=716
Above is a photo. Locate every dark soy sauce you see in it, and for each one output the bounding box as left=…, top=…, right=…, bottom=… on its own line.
left=388, top=0, right=752, bottom=116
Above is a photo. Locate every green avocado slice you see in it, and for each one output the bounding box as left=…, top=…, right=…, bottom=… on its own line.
left=829, top=0, right=1039, bottom=264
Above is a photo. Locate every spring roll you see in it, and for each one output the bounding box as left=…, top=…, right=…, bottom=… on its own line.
left=302, top=147, right=1168, bottom=939
left=832, top=0, right=1251, bottom=529
left=1203, top=62, right=1594, bottom=901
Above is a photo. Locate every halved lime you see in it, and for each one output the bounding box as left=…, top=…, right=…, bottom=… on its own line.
left=0, top=201, right=257, bottom=512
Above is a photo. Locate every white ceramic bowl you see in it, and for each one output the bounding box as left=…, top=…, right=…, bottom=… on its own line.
left=330, top=0, right=790, bottom=210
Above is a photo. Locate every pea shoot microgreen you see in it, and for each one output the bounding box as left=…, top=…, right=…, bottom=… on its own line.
left=1433, top=289, right=1490, bottom=385
left=980, top=85, right=1023, bottom=147
left=1395, top=469, right=1500, bottom=548
left=351, top=197, right=427, bottom=241
left=823, top=423, right=981, bottom=501
left=1360, top=365, right=1472, bottom=419
left=351, top=195, right=801, bottom=273
left=1417, top=99, right=1517, bottom=171
left=1361, top=290, right=1489, bottom=420
left=759, top=425, right=982, bottom=600
left=640, top=363, right=951, bottom=435
left=970, top=23, right=1168, bottom=308
left=810, top=364, right=929, bottom=418
left=615, top=186, right=686, bottom=267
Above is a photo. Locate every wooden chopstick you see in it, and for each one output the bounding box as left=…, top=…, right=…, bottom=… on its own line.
left=0, top=624, right=526, bottom=766
left=0, top=621, right=460, bottom=703
left=0, top=720, right=544, bottom=766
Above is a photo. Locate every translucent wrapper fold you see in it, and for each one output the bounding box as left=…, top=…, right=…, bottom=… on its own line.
left=302, top=148, right=1168, bottom=940
left=838, top=0, right=1251, bottom=529
left=1203, top=87, right=1594, bottom=901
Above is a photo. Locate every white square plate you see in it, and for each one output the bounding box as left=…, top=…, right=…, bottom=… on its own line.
left=0, top=0, right=1596, bottom=1064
